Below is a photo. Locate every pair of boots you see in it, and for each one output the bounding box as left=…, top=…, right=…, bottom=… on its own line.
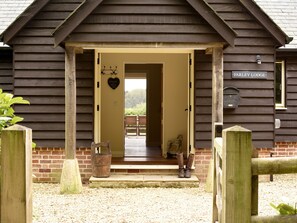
left=177, top=153, right=194, bottom=178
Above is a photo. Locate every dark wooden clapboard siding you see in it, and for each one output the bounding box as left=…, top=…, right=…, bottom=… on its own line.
left=67, top=0, right=225, bottom=44
left=10, top=0, right=95, bottom=148
left=275, top=52, right=297, bottom=142
left=3, top=0, right=286, bottom=150
left=194, top=50, right=212, bottom=148
left=195, top=0, right=277, bottom=148
left=221, top=0, right=276, bottom=148
left=0, top=48, right=13, bottom=93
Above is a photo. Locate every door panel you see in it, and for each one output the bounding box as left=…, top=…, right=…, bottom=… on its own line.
left=147, top=64, right=163, bottom=147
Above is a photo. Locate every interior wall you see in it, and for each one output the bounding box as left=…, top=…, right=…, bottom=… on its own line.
left=101, top=53, right=188, bottom=157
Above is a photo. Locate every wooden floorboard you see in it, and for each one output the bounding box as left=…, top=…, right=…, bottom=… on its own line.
left=112, top=137, right=184, bottom=165
left=112, top=157, right=178, bottom=165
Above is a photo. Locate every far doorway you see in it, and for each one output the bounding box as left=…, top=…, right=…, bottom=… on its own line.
left=124, top=64, right=163, bottom=157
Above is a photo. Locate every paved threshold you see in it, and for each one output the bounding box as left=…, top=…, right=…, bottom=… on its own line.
left=89, top=174, right=199, bottom=188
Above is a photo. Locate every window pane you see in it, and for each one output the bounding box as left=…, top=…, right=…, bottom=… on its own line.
left=275, top=62, right=282, bottom=104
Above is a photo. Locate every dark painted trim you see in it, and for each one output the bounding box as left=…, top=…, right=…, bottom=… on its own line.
left=2, top=0, right=50, bottom=44
left=53, top=0, right=104, bottom=47
left=277, top=48, right=297, bottom=53
left=239, top=0, right=290, bottom=47
left=186, top=0, right=237, bottom=47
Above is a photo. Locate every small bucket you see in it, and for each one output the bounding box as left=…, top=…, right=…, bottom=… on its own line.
left=91, top=142, right=111, bottom=178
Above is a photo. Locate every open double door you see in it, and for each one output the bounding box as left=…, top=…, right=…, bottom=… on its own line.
left=94, top=49, right=194, bottom=160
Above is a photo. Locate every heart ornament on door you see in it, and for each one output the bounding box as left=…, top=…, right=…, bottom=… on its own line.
left=108, top=77, right=120, bottom=89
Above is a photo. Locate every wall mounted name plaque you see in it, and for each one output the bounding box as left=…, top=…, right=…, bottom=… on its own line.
left=232, top=71, right=267, bottom=79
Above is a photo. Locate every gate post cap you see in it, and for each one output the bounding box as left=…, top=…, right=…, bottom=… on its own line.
left=223, top=125, right=251, bottom=133
left=3, top=124, right=31, bottom=131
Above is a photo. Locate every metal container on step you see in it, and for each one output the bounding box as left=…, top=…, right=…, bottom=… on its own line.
left=91, top=141, right=111, bottom=178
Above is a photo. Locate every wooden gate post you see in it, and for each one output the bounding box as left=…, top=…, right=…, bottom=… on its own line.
left=222, top=126, right=252, bottom=223
left=1, top=125, right=32, bottom=223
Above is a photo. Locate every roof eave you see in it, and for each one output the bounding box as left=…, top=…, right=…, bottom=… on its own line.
left=186, top=0, right=237, bottom=47
left=239, top=0, right=289, bottom=47
left=286, top=37, right=294, bottom=45
left=53, top=0, right=104, bottom=48
left=277, top=47, right=297, bottom=52
left=2, top=0, right=50, bottom=44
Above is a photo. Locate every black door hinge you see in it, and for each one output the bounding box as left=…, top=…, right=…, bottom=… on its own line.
left=97, top=82, right=100, bottom=88
left=97, top=53, right=100, bottom=64
left=97, top=105, right=99, bottom=111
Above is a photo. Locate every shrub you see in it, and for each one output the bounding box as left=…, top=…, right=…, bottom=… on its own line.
left=125, top=103, right=146, bottom=115
left=270, top=203, right=297, bottom=215
left=0, top=89, right=30, bottom=132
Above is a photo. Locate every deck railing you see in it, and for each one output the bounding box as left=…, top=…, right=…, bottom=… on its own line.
left=124, top=115, right=146, bottom=136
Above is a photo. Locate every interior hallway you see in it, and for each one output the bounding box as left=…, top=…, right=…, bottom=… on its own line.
left=125, top=136, right=161, bottom=157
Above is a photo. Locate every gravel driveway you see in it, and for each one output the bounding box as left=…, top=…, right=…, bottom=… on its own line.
left=33, top=174, right=297, bottom=223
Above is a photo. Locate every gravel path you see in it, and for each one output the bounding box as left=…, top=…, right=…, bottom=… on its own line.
left=33, top=174, right=297, bottom=223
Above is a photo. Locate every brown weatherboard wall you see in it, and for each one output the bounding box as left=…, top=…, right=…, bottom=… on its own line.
left=0, top=48, right=13, bottom=93
left=195, top=0, right=277, bottom=149
left=3, top=0, right=297, bottom=184
left=9, top=0, right=94, bottom=148
left=7, top=0, right=225, bottom=149
left=275, top=52, right=297, bottom=142
left=4, top=0, right=293, bottom=149
left=67, top=0, right=224, bottom=43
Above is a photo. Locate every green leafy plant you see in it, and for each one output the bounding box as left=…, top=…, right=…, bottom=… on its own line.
left=0, top=89, right=30, bottom=132
left=270, top=203, right=297, bottom=215
left=125, top=103, right=146, bottom=115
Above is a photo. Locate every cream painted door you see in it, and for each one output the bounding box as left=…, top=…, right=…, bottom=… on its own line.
left=94, top=50, right=101, bottom=143
left=100, top=53, right=125, bottom=157
left=187, top=52, right=195, bottom=155
left=162, top=53, right=189, bottom=158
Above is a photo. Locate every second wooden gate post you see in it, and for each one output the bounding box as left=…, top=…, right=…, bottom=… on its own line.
left=222, top=126, right=252, bottom=223
left=1, top=125, right=32, bottom=223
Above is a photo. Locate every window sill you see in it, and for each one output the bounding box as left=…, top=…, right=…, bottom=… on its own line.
left=275, top=106, right=287, bottom=111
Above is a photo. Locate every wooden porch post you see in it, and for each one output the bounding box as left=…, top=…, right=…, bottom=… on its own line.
left=212, top=47, right=224, bottom=145
left=65, top=46, right=79, bottom=159
left=212, top=47, right=224, bottom=218
left=60, top=46, right=83, bottom=194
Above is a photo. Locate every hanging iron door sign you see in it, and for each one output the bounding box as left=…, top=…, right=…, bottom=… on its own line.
left=232, top=71, right=267, bottom=79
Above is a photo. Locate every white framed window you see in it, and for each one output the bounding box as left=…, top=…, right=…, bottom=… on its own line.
left=275, top=60, right=286, bottom=109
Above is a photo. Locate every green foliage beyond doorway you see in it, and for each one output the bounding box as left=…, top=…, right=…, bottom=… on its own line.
left=125, top=89, right=146, bottom=115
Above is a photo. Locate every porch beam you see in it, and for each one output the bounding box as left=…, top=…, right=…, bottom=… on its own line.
left=65, top=46, right=83, bottom=159
left=65, top=42, right=225, bottom=50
